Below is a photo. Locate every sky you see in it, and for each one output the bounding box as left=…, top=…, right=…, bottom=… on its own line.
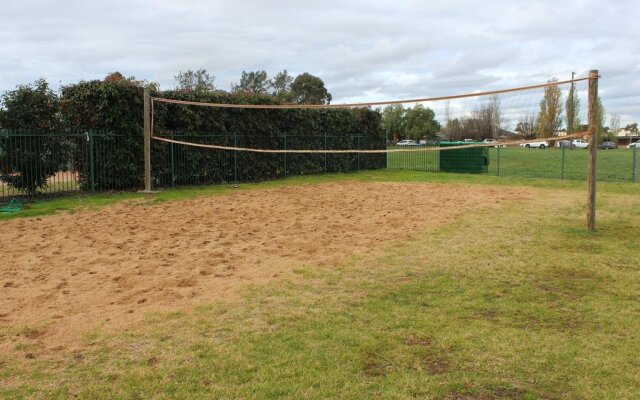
left=1, top=0, right=638, bottom=125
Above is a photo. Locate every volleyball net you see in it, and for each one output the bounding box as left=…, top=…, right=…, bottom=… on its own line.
left=146, top=74, right=594, bottom=184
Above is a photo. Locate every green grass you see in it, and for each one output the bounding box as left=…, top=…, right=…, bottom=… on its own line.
left=387, top=146, right=639, bottom=182
left=1, top=172, right=639, bottom=399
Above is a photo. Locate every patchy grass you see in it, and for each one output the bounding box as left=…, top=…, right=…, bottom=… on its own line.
left=2, top=169, right=638, bottom=222
left=1, top=172, right=639, bottom=399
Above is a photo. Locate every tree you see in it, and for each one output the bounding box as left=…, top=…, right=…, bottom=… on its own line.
left=0, top=79, right=66, bottom=194
left=608, top=113, right=620, bottom=140
left=623, top=123, right=638, bottom=134
left=290, top=73, right=332, bottom=105
left=381, top=104, right=405, bottom=141
left=271, top=69, right=294, bottom=101
left=232, top=70, right=271, bottom=94
left=536, top=79, right=563, bottom=138
left=565, top=81, right=581, bottom=134
left=515, top=114, right=538, bottom=139
left=596, top=97, right=606, bottom=143
left=403, top=105, right=440, bottom=140
left=174, top=69, right=215, bottom=92
left=472, top=95, right=502, bottom=139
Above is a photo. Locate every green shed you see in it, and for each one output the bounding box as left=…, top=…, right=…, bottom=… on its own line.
left=438, top=141, right=489, bottom=174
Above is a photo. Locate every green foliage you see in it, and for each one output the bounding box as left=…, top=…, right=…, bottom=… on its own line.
left=232, top=70, right=271, bottom=94
left=383, top=104, right=440, bottom=140
left=2, top=73, right=382, bottom=194
left=174, top=69, right=216, bottom=92
left=271, top=70, right=294, bottom=102
left=381, top=105, right=405, bottom=141
left=596, top=97, right=606, bottom=143
left=60, top=76, right=149, bottom=190
left=0, top=79, right=69, bottom=194
left=565, top=82, right=581, bottom=134
left=152, top=90, right=384, bottom=185
left=403, top=105, right=440, bottom=140
left=537, top=79, right=563, bottom=138
left=290, top=73, right=332, bottom=104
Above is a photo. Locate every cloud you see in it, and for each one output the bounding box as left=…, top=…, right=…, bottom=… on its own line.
left=0, top=0, right=638, bottom=123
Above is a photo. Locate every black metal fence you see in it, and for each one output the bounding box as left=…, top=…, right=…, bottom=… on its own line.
left=1, top=131, right=638, bottom=202
left=0, top=130, right=385, bottom=201
left=387, top=145, right=639, bottom=183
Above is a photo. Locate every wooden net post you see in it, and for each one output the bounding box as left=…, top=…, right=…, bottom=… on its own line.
left=143, top=88, right=152, bottom=192
left=587, top=70, right=599, bottom=231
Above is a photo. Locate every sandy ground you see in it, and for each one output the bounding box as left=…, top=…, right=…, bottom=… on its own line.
left=0, top=181, right=532, bottom=354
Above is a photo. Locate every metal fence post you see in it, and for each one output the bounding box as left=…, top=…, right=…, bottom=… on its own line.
left=234, top=131, right=238, bottom=185
left=496, top=146, right=501, bottom=176
left=385, top=128, right=389, bottom=169
left=561, top=146, right=566, bottom=180
left=170, top=132, right=175, bottom=187
left=88, top=130, right=95, bottom=192
left=357, top=135, right=361, bottom=171
left=324, top=132, right=327, bottom=174
left=632, top=146, right=637, bottom=183
left=284, top=133, right=287, bottom=176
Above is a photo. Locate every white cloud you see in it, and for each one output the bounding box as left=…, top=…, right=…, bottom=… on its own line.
left=0, top=0, right=638, bottom=123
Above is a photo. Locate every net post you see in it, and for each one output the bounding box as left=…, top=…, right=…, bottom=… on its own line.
left=587, top=70, right=598, bottom=231
left=496, top=145, right=501, bottom=176
left=143, top=88, right=152, bottom=192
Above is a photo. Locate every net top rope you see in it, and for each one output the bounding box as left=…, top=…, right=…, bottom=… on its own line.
left=151, top=76, right=592, bottom=109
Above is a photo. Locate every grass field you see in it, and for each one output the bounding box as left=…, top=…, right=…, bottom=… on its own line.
left=387, top=146, right=639, bottom=182
left=1, top=171, right=639, bottom=399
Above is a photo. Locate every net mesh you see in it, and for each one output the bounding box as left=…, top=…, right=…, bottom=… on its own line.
left=150, top=76, right=591, bottom=154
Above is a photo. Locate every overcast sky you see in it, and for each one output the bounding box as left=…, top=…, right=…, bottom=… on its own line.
left=1, top=0, right=638, bottom=124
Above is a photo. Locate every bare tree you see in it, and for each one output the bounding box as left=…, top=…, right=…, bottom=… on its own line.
left=515, top=113, right=538, bottom=139
left=608, top=113, right=620, bottom=141
left=470, top=95, right=502, bottom=139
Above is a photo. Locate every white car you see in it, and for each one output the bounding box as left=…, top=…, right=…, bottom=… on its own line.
left=396, top=139, right=418, bottom=146
left=572, top=139, right=589, bottom=149
left=520, top=141, right=549, bottom=149
left=484, top=138, right=507, bottom=148
left=627, top=141, right=640, bottom=149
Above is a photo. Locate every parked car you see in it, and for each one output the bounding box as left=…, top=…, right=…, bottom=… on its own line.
left=482, top=138, right=506, bottom=148
left=598, top=141, right=618, bottom=150
left=572, top=139, right=589, bottom=149
left=626, top=141, right=640, bottom=149
left=557, top=140, right=574, bottom=148
left=519, top=141, right=549, bottom=149
left=396, top=139, right=419, bottom=146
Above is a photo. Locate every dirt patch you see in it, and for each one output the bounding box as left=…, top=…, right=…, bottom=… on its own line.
left=0, top=181, right=532, bottom=353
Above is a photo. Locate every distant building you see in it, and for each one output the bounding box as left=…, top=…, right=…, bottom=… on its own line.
left=616, top=129, right=640, bottom=146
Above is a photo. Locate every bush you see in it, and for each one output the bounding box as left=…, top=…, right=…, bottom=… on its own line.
left=0, top=80, right=67, bottom=195
left=151, top=90, right=385, bottom=186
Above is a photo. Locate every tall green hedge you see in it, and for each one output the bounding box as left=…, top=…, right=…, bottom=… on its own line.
left=60, top=81, right=385, bottom=190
